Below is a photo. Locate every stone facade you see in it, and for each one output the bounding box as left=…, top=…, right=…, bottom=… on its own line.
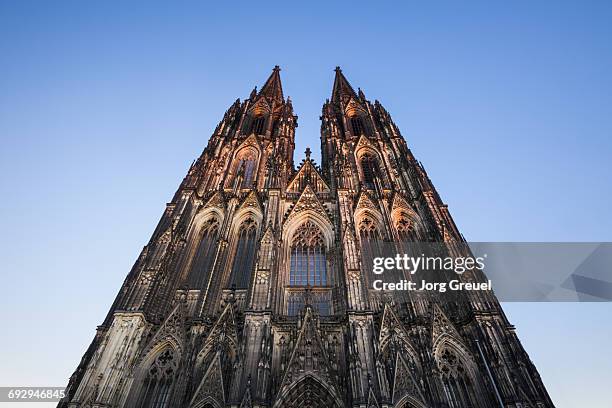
left=60, top=67, right=554, bottom=408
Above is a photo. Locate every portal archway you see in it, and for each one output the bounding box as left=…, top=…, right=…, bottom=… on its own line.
left=273, top=375, right=344, bottom=408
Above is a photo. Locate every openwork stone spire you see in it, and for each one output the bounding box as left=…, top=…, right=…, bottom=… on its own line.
left=258, top=65, right=284, bottom=103
left=331, top=66, right=358, bottom=103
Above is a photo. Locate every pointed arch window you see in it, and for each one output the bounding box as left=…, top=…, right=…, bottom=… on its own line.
left=289, top=222, right=328, bottom=287
left=359, top=217, right=383, bottom=280
left=229, top=218, right=257, bottom=289
left=187, top=218, right=219, bottom=289
left=351, top=116, right=365, bottom=135
left=251, top=115, right=266, bottom=135
left=232, top=150, right=257, bottom=189
left=136, top=348, right=177, bottom=408
left=396, top=214, right=415, bottom=242
left=437, top=347, right=480, bottom=408
left=395, top=213, right=418, bottom=268
left=238, top=158, right=256, bottom=188
left=396, top=213, right=412, bottom=241
left=271, top=118, right=281, bottom=136
left=360, top=154, right=380, bottom=190
left=288, top=221, right=331, bottom=316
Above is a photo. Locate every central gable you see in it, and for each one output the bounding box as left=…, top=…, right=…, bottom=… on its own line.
left=287, top=159, right=330, bottom=194
left=284, top=185, right=332, bottom=225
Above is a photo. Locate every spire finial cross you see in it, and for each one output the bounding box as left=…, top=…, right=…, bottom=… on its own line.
left=305, top=147, right=312, bottom=159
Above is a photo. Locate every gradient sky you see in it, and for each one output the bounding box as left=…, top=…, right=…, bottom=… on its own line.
left=1, top=1, right=611, bottom=407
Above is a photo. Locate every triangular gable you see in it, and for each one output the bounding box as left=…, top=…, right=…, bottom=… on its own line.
left=257, top=225, right=276, bottom=272
left=239, top=380, right=253, bottom=408
left=190, top=352, right=226, bottom=407
left=392, top=352, right=426, bottom=404
left=355, top=190, right=379, bottom=212
left=279, top=308, right=337, bottom=390
left=431, top=304, right=464, bottom=348
left=260, top=225, right=275, bottom=243
left=239, top=190, right=263, bottom=212
left=197, top=303, right=239, bottom=363
left=236, top=134, right=261, bottom=153
left=390, top=192, right=412, bottom=213
left=205, top=191, right=225, bottom=209
left=366, top=387, right=380, bottom=408
left=285, top=185, right=331, bottom=224
left=356, top=134, right=378, bottom=152
left=248, top=96, right=272, bottom=115
left=286, top=160, right=330, bottom=194
left=379, top=304, right=418, bottom=358
left=139, top=303, right=186, bottom=362
left=344, top=97, right=367, bottom=115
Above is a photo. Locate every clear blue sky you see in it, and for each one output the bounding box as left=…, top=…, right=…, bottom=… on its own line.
left=0, top=1, right=611, bottom=407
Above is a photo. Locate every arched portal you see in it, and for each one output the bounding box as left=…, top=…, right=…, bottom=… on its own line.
left=190, top=397, right=223, bottom=408
left=395, top=395, right=429, bottom=408
left=273, top=375, right=344, bottom=408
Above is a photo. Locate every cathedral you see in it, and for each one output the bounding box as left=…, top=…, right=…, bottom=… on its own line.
left=60, top=67, right=554, bottom=408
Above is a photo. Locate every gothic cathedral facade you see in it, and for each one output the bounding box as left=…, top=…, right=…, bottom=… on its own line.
left=60, top=67, right=554, bottom=408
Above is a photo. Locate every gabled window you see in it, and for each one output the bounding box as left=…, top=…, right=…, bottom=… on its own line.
left=288, top=221, right=331, bottom=316
left=351, top=116, right=365, bottom=135
left=251, top=115, right=266, bottom=135
left=396, top=213, right=416, bottom=241
left=271, top=118, right=281, bottom=136
left=136, top=348, right=177, bottom=408
left=437, top=347, right=480, bottom=408
left=359, top=218, right=382, bottom=278
left=289, top=222, right=327, bottom=287
left=237, top=158, right=256, bottom=188
left=229, top=218, right=257, bottom=289
left=187, top=219, right=219, bottom=289
left=361, top=154, right=380, bottom=190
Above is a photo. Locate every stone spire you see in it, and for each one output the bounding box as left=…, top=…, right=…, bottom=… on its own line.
left=258, top=65, right=284, bottom=103
left=331, top=66, right=358, bottom=103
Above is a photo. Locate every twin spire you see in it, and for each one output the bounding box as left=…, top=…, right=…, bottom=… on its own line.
left=255, top=65, right=357, bottom=103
